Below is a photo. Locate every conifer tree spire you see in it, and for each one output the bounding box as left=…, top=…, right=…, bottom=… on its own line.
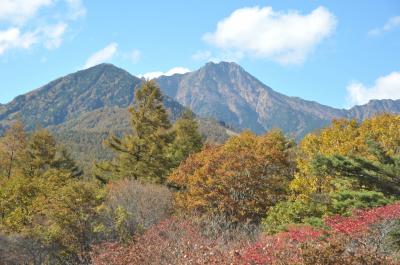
left=97, top=80, right=173, bottom=183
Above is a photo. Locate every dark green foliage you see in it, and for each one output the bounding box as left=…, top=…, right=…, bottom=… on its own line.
left=20, top=129, right=82, bottom=179
left=169, top=109, right=203, bottom=168
left=56, top=117, right=229, bottom=173
left=262, top=199, right=326, bottom=234
left=262, top=177, right=394, bottom=234
left=330, top=189, right=394, bottom=215
left=312, top=140, right=400, bottom=197
left=96, top=81, right=174, bottom=183
left=54, top=130, right=113, bottom=174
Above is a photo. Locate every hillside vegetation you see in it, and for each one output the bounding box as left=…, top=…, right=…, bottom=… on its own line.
left=1, top=81, right=400, bottom=264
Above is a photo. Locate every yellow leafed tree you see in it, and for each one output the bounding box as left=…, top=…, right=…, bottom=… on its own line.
left=291, top=114, right=400, bottom=199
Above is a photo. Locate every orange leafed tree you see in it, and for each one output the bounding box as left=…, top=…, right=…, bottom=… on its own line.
left=168, top=130, right=295, bottom=223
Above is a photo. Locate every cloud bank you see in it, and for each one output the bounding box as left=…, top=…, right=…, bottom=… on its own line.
left=347, top=71, right=400, bottom=106
left=203, top=6, right=336, bottom=65
left=0, top=0, right=85, bottom=55
left=138, top=67, right=190, bottom=79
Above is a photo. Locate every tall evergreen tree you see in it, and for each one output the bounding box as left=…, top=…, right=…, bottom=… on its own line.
left=96, top=80, right=173, bottom=183
left=23, top=129, right=57, bottom=178
left=11, top=129, right=83, bottom=179
left=168, top=109, right=203, bottom=168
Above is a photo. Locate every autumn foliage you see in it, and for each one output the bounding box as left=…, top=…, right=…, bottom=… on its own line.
left=241, top=203, right=400, bottom=265
left=91, top=217, right=245, bottom=265
left=168, top=130, right=295, bottom=223
left=291, top=114, right=400, bottom=198
left=326, top=202, right=400, bottom=235
left=92, top=203, right=400, bottom=265
left=92, top=115, right=400, bottom=265
left=2, top=105, right=400, bottom=264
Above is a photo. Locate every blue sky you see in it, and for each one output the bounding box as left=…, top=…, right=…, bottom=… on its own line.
left=0, top=0, right=399, bottom=108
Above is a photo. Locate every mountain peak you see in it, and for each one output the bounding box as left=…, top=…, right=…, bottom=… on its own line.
left=205, top=61, right=239, bottom=66
left=197, top=61, right=246, bottom=79
left=203, top=61, right=242, bottom=70
left=81, top=63, right=128, bottom=74
left=0, top=63, right=143, bottom=130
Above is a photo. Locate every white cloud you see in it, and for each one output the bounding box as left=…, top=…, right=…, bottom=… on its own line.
left=369, top=16, right=400, bottom=36
left=0, top=23, right=67, bottom=55
left=0, top=0, right=53, bottom=25
left=65, top=0, right=86, bottom=20
left=83, top=43, right=118, bottom=69
left=123, top=49, right=141, bottom=64
left=0, top=0, right=85, bottom=24
left=138, top=67, right=190, bottom=79
left=41, top=23, right=68, bottom=49
left=346, top=71, right=400, bottom=106
left=203, top=6, right=336, bottom=65
left=0, top=0, right=84, bottom=56
left=0, top=28, right=37, bottom=55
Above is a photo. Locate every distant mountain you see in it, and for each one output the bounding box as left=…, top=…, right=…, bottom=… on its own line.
left=346, top=99, right=400, bottom=120
left=156, top=62, right=400, bottom=138
left=1, top=62, right=399, bottom=169
left=0, top=64, right=184, bottom=131
left=0, top=64, right=230, bottom=169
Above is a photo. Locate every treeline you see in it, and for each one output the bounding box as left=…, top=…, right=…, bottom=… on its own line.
left=1, top=80, right=400, bottom=264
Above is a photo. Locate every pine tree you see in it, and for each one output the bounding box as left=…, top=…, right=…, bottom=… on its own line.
left=52, top=147, right=83, bottom=178
left=168, top=109, right=203, bottom=168
left=14, top=129, right=83, bottom=179
left=97, top=80, right=173, bottom=183
left=23, top=129, right=57, bottom=178
left=311, top=139, right=400, bottom=197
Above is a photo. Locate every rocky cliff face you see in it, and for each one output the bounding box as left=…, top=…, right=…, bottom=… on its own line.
left=157, top=62, right=349, bottom=137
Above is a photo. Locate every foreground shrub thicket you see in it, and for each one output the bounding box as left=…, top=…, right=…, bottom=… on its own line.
left=97, top=179, right=173, bottom=242
left=92, top=203, right=400, bottom=265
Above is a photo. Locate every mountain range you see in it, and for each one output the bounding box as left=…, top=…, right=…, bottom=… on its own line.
left=1, top=61, right=399, bottom=167
left=158, top=62, right=400, bottom=137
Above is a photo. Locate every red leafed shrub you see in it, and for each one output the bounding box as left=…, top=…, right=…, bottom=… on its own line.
left=325, top=202, right=400, bottom=235
left=241, top=203, right=400, bottom=265
left=239, top=226, right=322, bottom=265
left=92, top=203, right=400, bottom=265
left=91, top=217, right=245, bottom=265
